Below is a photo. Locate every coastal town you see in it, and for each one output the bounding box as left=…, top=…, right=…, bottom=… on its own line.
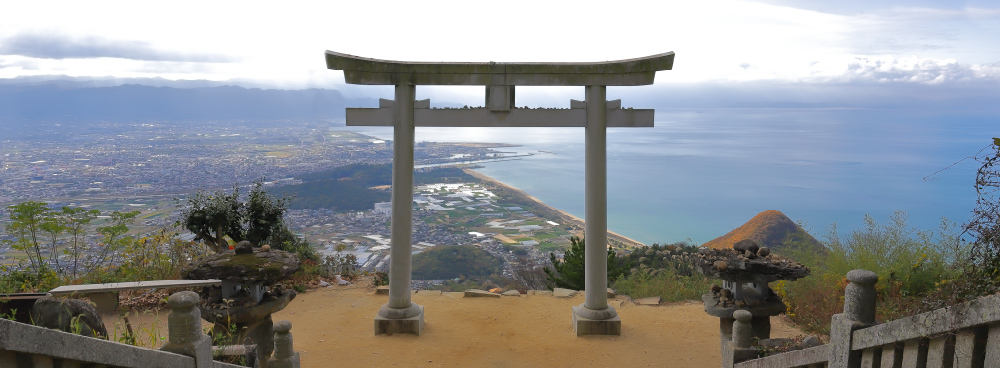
left=287, top=181, right=571, bottom=286
left=0, top=121, right=517, bottom=202
left=0, top=123, right=576, bottom=287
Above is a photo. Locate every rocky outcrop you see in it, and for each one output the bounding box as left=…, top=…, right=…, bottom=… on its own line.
left=183, top=248, right=300, bottom=285
left=693, top=241, right=810, bottom=283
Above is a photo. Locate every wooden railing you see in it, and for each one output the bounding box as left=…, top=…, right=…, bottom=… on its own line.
left=0, top=291, right=300, bottom=368
left=723, top=269, right=1000, bottom=368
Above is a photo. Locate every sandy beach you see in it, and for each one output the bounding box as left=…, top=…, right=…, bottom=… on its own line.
left=463, top=169, right=647, bottom=248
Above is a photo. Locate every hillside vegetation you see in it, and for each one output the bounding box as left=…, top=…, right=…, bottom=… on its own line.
left=412, top=245, right=503, bottom=280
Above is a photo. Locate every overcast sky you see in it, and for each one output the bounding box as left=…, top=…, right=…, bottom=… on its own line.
left=1, top=0, right=998, bottom=98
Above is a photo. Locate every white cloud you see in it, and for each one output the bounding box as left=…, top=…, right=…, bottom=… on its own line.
left=0, top=0, right=997, bottom=88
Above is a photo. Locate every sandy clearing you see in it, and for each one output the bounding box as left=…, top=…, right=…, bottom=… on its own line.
left=270, top=285, right=804, bottom=368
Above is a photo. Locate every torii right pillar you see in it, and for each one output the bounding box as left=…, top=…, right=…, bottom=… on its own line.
left=573, top=84, right=621, bottom=336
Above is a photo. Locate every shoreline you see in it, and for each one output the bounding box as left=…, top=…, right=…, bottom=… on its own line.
left=463, top=168, right=646, bottom=248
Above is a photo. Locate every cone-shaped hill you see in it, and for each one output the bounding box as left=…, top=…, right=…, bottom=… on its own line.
left=702, top=210, right=825, bottom=252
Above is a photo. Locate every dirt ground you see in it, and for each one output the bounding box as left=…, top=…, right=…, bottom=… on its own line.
left=265, top=285, right=804, bottom=368
left=104, top=284, right=804, bottom=367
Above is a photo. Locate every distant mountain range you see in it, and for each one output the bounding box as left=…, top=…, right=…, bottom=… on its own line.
left=701, top=210, right=825, bottom=252
left=0, top=83, right=377, bottom=122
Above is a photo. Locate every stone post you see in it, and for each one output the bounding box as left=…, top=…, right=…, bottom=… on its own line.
left=732, top=310, right=753, bottom=349
left=829, top=269, right=878, bottom=368
left=268, top=320, right=300, bottom=368
left=160, top=291, right=212, bottom=368
left=572, top=85, right=620, bottom=336
left=375, top=83, right=424, bottom=335
left=722, top=310, right=758, bottom=368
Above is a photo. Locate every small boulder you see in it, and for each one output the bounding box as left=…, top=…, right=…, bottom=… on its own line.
left=714, top=261, right=728, bottom=271
left=234, top=240, right=254, bottom=255
left=607, top=288, right=617, bottom=299
left=733, top=239, right=760, bottom=254
left=261, top=244, right=272, bottom=252
left=758, top=247, right=771, bottom=257
left=30, top=297, right=108, bottom=339
left=464, top=289, right=501, bottom=298
left=553, top=288, right=577, bottom=298
left=375, top=286, right=389, bottom=295
left=633, top=296, right=662, bottom=306
left=801, top=335, right=822, bottom=348
left=720, top=288, right=734, bottom=299
left=501, top=290, right=521, bottom=297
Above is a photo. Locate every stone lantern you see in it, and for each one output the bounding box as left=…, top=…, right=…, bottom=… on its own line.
left=693, top=240, right=809, bottom=348
left=183, top=241, right=300, bottom=367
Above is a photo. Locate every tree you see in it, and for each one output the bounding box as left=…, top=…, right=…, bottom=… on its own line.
left=963, top=137, right=1000, bottom=293
left=40, top=213, right=66, bottom=274
left=91, top=210, right=140, bottom=272
left=3, top=201, right=50, bottom=271
left=543, top=236, right=629, bottom=290
left=180, top=180, right=292, bottom=253
left=59, top=206, right=100, bottom=279
left=180, top=185, right=242, bottom=253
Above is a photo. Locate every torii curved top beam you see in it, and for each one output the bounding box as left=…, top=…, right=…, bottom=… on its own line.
left=325, top=51, right=674, bottom=86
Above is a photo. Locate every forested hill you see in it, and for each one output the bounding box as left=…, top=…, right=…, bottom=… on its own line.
left=270, top=163, right=475, bottom=211
left=701, top=210, right=825, bottom=252
left=412, top=245, right=503, bottom=280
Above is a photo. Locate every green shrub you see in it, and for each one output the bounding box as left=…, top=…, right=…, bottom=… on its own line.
left=544, top=236, right=629, bottom=290
left=612, top=266, right=712, bottom=302
left=778, top=212, right=966, bottom=336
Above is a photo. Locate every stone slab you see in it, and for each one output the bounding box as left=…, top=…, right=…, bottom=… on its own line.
left=374, top=305, right=424, bottom=336
left=464, top=289, right=500, bottom=298
left=48, top=279, right=222, bottom=295
left=572, top=306, right=621, bottom=336
left=553, top=288, right=578, bottom=298
left=501, top=290, right=521, bottom=296
left=530, top=290, right=553, bottom=296
left=375, top=286, right=389, bottom=295
left=607, top=288, right=617, bottom=299
left=633, top=296, right=662, bottom=306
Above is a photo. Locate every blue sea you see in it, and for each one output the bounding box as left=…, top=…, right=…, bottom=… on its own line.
left=333, top=108, right=998, bottom=245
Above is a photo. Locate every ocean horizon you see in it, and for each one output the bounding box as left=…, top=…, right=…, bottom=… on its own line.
left=333, top=107, right=997, bottom=246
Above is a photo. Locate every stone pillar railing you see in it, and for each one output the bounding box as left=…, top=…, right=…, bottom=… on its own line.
left=160, top=291, right=213, bottom=368
left=829, top=269, right=878, bottom=368
left=723, top=310, right=759, bottom=368
left=268, top=320, right=300, bottom=368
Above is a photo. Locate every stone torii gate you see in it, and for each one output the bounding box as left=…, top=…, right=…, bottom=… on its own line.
left=325, top=51, right=674, bottom=336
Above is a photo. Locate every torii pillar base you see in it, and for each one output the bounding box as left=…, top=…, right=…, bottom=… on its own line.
left=572, top=305, right=621, bottom=336
left=374, top=305, right=424, bottom=336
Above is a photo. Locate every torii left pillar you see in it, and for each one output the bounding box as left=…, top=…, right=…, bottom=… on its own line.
left=373, top=83, right=424, bottom=335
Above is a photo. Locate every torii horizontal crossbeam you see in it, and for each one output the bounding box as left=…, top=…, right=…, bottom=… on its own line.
left=326, top=51, right=674, bottom=86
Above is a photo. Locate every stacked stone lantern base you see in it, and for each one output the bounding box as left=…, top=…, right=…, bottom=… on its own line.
left=704, top=292, right=787, bottom=341
left=572, top=305, right=621, bottom=336
left=374, top=304, right=424, bottom=335
left=201, top=290, right=296, bottom=368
